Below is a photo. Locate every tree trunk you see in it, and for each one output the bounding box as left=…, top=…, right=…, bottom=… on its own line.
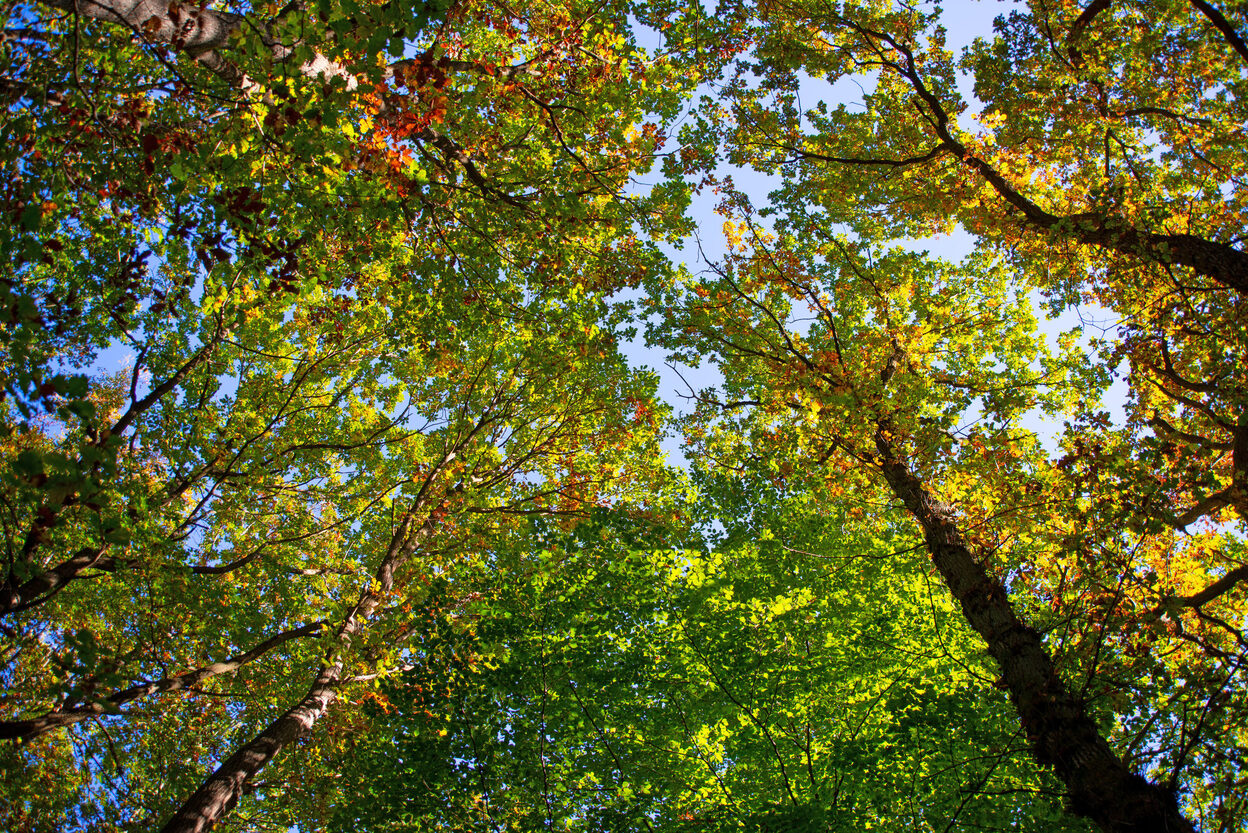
left=39, top=0, right=243, bottom=55
left=36, top=0, right=355, bottom=88
left=873, top=428, right=1194, bottom=833
left=160, top=667, right=342, bottom=833
left=159, top=511, right=435, bottom=833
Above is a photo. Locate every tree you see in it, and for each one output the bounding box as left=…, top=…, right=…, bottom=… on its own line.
left=1, top=0, right=695, bottom=828
left=4, top=0, right=1248, bottom=830
left=715, top=0, right=1248, bottom=296
left=644, top=0, right=1247, bottom=828
left=700, top=0, right=1248, bottom=532
left=653, top=211, right=1244, bottom=830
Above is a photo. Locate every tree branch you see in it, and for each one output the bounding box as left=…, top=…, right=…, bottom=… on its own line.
left=1188, top=0, right=1248, bottom=65
left=0, top=620, right=325, bottom=741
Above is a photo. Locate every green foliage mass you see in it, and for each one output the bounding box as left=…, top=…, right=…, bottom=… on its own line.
left=332, top=489, right=1083, bottom=832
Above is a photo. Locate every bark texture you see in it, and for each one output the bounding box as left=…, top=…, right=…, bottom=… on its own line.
left=158, top=511, right=435, bottom=833
left=873, top=429, right=1195, bottom=833
left=40, top=0, right=243, bottom=54
left=36, top=0, right=354, bottom=88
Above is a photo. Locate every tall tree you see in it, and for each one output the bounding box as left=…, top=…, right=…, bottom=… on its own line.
left=4, top=0, right=1247, bottom=830
left=1, top=0, right=699, bottom=828
left=652, top=214, right=1243, bottom=831
left=648, top=0, right=1248, bottom=828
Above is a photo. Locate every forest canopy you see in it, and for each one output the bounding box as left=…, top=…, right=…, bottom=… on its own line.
left=1, top=0, right=1246, bottom=831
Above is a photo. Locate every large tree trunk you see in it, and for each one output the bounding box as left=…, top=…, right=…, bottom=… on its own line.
left=39, top=0, right=242, bottom=54
left=160, top=666, right=342, bottom=833
left=873, top=428, right=1194, bottom=833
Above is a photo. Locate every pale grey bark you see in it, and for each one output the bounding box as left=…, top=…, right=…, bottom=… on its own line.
left=35, top=0, right=356, bottom=88
left=159, top=510, right=435, bottom=833
left=39, top=0, right=244, bottom=54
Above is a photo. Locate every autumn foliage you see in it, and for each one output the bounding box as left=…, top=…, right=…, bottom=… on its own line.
left=1, top=0, right=1246, bottom=831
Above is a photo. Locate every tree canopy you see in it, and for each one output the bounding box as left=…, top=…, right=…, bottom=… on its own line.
left=1, top=0, right=1245, bottom=831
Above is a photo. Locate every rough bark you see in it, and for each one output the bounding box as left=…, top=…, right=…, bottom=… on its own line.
left=159, top=667, right=339, bottom=833
left=39, top=0, right=243, bottom=54
left=35, top=0, right=355, bottom=89
left=158, top=511, right=436, bottom=833
left=872, top=428, right=1195, bottom=833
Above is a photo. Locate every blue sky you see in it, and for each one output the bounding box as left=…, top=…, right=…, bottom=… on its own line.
left=618, top=0, right=1125, bottom=462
